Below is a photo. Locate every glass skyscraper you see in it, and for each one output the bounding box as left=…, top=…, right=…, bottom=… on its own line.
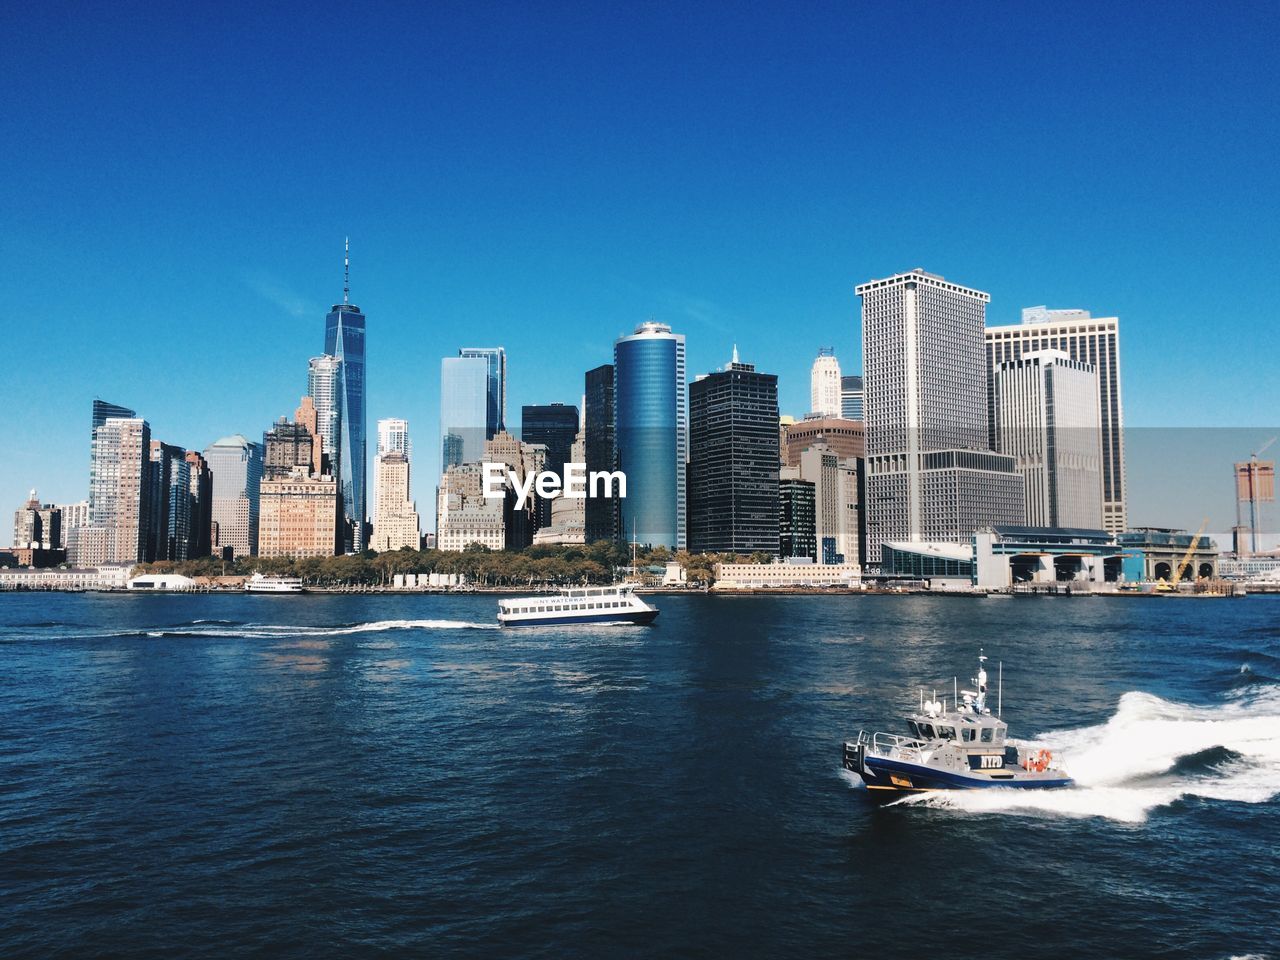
left=440, top=356, right=490, bottom=467
left=325, top=293, right=367, bottom=553
left=614, top=321, right=686, bottom=550
left=307, top=356, right=342, bottom=477
left=204, top=435, right=263, bottom=559
left=584, top=364, right=618, bottom=544
left=458, top=347, right=506, bottom=437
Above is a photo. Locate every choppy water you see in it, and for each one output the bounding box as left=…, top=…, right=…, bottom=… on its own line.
left=1, top=592, right=1277, bottom=958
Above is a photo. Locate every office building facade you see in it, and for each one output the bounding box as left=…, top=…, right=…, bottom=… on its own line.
left=986, top=306, right=1126, bottom=533
left=307, top=355, right=342, bottom=477
left=457, top=347, right=506, bottom=437
left=185, top=451, right=213, bottom=558
left=584, top=363, right=618, bottom=544
left=440, top=355, right=491, bottom=467
left=147, top=441, right=191, bottom=562
left=324, top=287, right=367, bottom=552
left=204, top=434, right=262, bottom=558
left=810, top=348, right=842, bottom=418
left=687, top=352, right=780, bottom=554
left=778, top=473, right=817, bottom=559
left=840, top=375, right=864, bottom=420
left=781, top=416, right=866, bottom=468
left=87, top=415, right=153, bottom=565
left=859, top=269, right=1025, bottom=565
left=992, top=349, right=1104, bottom=528
left=614, top=321, right=687, bottom=550
left=258, top=407, right=341, bottom=559
left=373, top=450, right=421, bottom=552
left=522, top=402, right=580, bottom=528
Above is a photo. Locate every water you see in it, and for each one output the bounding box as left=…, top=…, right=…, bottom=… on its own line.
left=1, top=592, right=1277, bottom=959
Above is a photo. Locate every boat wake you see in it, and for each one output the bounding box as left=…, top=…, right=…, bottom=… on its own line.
left=885, top=686, right=1280, bottom=822
left=143, top=619, right=499, bottom=639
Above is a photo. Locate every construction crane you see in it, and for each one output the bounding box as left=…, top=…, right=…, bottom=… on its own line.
left=1171, top=518, right=1210, bottom=587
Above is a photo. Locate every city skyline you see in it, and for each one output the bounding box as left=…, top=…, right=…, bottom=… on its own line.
left=6, top=4, right=1279, bottom=532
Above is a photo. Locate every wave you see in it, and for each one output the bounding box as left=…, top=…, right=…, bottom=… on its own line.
left=881, top=687, right=1280, bottom=823
left=143, top=619, right=499, bottom=639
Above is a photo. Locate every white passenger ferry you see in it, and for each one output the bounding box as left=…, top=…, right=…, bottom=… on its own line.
left=497, top=583, right=659, bottom=627
left=244, top=573, right=305, bottom=594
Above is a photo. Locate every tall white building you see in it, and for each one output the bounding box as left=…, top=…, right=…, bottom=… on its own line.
left=372, top=451, right=421, bottom=551
left=810, top=348, right=842, bottom=418
left=858, top=269, right=1025, bottom=565
left=992, top=350, right=1104, bottom=529
left=307, top=356, right=343, bottom=477
left=985, top=306, right=1126, bottom=534
left=377, top=418, right=411, bottom=459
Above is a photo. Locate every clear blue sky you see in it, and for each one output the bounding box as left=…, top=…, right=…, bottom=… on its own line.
left=4, top=1, right=1278, bottom=534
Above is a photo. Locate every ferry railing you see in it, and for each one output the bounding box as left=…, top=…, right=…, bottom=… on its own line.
left=856, top=730, right=931, bottom=762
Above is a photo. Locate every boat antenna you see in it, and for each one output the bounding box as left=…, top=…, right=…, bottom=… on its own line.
left=954, top=676, right=958, bottom=712
left=998, top=661, right=1003, bottom=718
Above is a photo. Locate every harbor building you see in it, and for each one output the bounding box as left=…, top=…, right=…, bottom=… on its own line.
left=986, top=306, right=1127, bottom=534
left=204, top=434, right=263, bottom=558
left=781, top=416, right=865, bottom=467
left=440, top=354, right=491, bottom=467
left=1117, top=528, right=1219, bottom=582
left=713, top=558, right=862, bottom=590
left=973, top=526, right=1122, bottom=589
left=859, top=269, right=1025, bottom=566
left=840, top=375, right=864, bottom=421
left=323, top=245, right=368, bottom=553
left=778, top=472, right=817, bottom=559
left=687, top=350, right=780, bottom=554
left=614, top=321, right=687, bottom=550
left=991, top=350, right=1104, bottom=528
left=584, top=363, right=619, bottom=544
left=810, top=348, right=842, bottom=417
left=458, top=347, right=507, bottom=437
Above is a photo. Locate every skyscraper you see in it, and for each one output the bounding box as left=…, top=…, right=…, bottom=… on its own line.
left=373, top=418, right=420, bottom=552
left=840, top=375, right=865, bottom=420
left=778, top=472, right=817, bottom=559
left=324, top=240, right=367, bottom=552
left=992, top=349, right=1104, bottom=528
left=87, top=415, right=152, bottom=565
left=258, top=405, right=340, bottom=559
left=687, top=349, right=780, bottom=554
left=810, top=348, right=842, bottom=417
left=521, top=403, right=580, bottom=528
left=458, top=347, right=507, bottom=438
left=985, top=306, right=1127, bottom=534
left=307, top=355, right=342, bottom=477
left=377, top=418, right=411, bottom=459
left=88, top=399, right=135, bottom=520
left=185, top=451, right=212, bottom=558
left=204, top=435, right=263, bottom=558
left=858, top=269, right=1025, bottom=565
left=148, top=440, right=191, bottom=561
left=614, top=321, right=687, bottom=550
left=584, top=364, right=618, bottom=544
left=440, top=355, right=490, bottom=466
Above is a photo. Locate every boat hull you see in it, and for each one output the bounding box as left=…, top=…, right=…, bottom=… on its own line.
left=845, top=744, right=1072, bottom=793
left=498, top=609, right=659, bottom=627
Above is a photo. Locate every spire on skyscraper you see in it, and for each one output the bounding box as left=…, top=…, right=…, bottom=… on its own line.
left=343, top=236, right=350, bottom=305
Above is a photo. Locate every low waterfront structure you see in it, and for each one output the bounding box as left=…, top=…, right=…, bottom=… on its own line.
left=1218, top=553, right=1280, bottom=582
left=880, top=541, right=975, bottom=588
left=128, top=573, right=197, bottom=591
left=713, top=558, right=861, bottom=590
left=1117, top=528, right=1219, bottom=582
left=973, top=526, right=1122, bottom=589
left=0, top=566, right=131, bottom=591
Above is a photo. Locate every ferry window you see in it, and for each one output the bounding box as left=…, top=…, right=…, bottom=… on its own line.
left=919, top=723, right=935, bottom=739
left=980, top=728, right=993, bottom=743
left=937, top=726, right=956, bottom=741
left=907, top=721, right=921, bottom=738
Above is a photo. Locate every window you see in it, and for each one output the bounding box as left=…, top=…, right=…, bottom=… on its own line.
left=980, top=728, right=993, bottom=743
left=907, top=721, right=921, bottom=738
left=937, top=726, right=956, bottom=741
left=919, top=723, right=936, bottom=739
left=962, top=728, right=975, bottom=742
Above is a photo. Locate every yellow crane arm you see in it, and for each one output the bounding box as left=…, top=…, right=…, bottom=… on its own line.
left=1173, top=519, right=1209, bottom=584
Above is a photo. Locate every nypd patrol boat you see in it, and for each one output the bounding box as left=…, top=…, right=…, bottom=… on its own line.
left=842, top=653, right=1073, bottom=793
left=497, top=583, right=659, bottom=627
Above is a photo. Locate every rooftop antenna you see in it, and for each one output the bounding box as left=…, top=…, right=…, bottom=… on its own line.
left=731, top=344, right=740, bottom=365
left=343, top=236, right=350, bottom=305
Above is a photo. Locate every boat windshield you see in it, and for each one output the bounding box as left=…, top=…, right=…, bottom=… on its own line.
left=936, top=726, right=957, bottom=741
left=918, top=722, right=935, bottom=739
left=906, top=720, right=921, bottom=738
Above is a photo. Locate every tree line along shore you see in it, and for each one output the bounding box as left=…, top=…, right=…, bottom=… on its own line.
left=132, top=543, right=780, bottom=588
